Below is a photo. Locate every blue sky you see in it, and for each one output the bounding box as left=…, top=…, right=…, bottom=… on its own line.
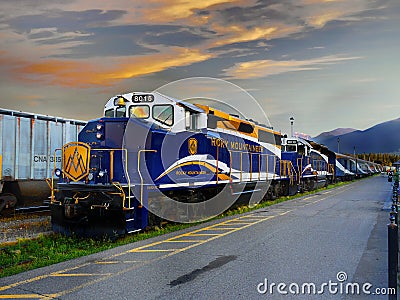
left=0, top=0, right=399, bottom=136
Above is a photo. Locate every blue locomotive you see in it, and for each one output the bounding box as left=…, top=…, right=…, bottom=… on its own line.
left=49, top=92, right=382, bottom=237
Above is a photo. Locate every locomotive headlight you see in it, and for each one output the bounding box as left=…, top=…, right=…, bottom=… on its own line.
left=96, top=132, right=103, bottom=139
left=96, top=123, right=103, bottom=130
left=88, top=173, right=94, bottom=181
left=98, top=169, right=107, bottom=178
left=55, top=168, right=62, bottom=177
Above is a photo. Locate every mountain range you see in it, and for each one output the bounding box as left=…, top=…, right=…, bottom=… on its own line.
left=312, top=117, right=400, bottom=154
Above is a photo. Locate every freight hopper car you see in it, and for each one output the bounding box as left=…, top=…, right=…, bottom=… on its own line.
left=50, top=92, right=298, bottom=237
left=0, top=108, right=86, bottom=213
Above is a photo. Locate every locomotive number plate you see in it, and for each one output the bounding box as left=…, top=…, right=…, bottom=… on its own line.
left=132, top=94, right=154, bottom=103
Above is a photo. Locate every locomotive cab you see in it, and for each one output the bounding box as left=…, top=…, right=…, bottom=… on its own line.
left=102, top=92, right=207, bottom=133
left=281, top=137, right=327, bottom=191
left=281, top=137, right=310, bottom=156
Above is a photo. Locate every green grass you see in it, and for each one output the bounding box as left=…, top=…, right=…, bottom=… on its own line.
left=0, top=180, right=351, bottom=278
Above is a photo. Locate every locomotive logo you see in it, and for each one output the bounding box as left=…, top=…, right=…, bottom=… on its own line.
left=62, top=142, right=91, bottom=182
left=188, top=138, right=198, bottom=155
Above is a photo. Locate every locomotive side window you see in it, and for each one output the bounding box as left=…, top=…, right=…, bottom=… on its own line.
left=207, top=114, right=224, bottom=129
left=185, top=111, right=199, bottom=130
left=238, top=122, right=254, bottom=134
left=298, top=144, right=306, bottom=156
left=130, top=105, right=150, bottom=119
left=116, top=106, right=126, bottom=117
left=153, top=104, right=173, bottom=126
left=285, top=145, right=297, bottom=152
left=274, top=134, right=282, bottom=146
left=258, top=129, right=275, bottom=144
left=105, top=109, right=114, bottom=118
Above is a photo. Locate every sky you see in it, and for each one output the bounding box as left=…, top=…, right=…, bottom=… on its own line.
left=0, top=0, right=399, bottom=137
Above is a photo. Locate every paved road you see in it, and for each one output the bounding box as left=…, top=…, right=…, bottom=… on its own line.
left=0, top=176, right=393, bottom=299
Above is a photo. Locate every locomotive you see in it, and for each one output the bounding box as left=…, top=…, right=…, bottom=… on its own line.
left=49, top=92, right=382, bottom=237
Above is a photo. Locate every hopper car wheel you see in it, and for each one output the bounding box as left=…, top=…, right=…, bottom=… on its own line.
left=0, top=193, right=18, bottom=214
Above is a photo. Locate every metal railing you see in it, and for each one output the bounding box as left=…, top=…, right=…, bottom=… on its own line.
left=49, top=146, right=134, bottom=209
left=216, top=146, right=277, bottom=183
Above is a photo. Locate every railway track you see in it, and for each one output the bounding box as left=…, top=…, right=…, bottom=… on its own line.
left=0, top=200, right=52, bottom=244
left=14, top=204, right=50, bottom=214
left=0, top=199, right=50, bottom=217
left=0, top=213, right=51, bottom=245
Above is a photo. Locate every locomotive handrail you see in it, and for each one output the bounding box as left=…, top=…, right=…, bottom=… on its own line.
left=328, top=163, right=335, bottom=177
left=226, top=148, right=233, bottom=183
left=90, top=148, right=131, bottom=208
left=81, top=148, right=131, bottom=208
left=53, top=146, right=132, bottom=208
left=223, top=150, right=275, bottom=183
left=297, top=157, right=303, bottom=183
left=280, top=160, right=295, bottom=185
left=250, top=153, right=253, bottom=181
left=137, top=149, right=157, bottom=207
left=216, top=144, right=219, bottom=184
left=49, top=148, right=62, bottom=204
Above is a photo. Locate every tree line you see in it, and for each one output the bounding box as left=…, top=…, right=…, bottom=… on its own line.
left=346, top=153, right=400, bottom=166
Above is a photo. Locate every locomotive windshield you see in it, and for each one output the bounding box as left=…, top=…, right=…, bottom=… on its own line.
left=130, top=105, right=150, bottom=119
left=105, top=109, right=114, bottom=118
left=116, top=106, right=126, bottom=117
left=153, top=105, right=173, bottom=126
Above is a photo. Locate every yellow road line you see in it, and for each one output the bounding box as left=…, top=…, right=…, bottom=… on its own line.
left=130, top=249, right=178, bottom=252
left=225, top=222, right=254, bottom=225
left=95, top=260, right=142, bottom=264
left=164, top=240, right=203, bottom=243
left=50, top=273, right=113, bottom=277
left=0, top=262, right=92, bottom=292
left=187, top=233, right=220, bottom=236
left=239, top=215, right=268, bottom=219
left=207, top=227, right=241, bottom=230
left=0, top=295, right=57, bottom=299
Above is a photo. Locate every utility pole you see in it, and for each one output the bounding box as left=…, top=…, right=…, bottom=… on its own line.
left=290, top=117, right=294, bottom=137
left=354, top=146, right=358, bottom=176
left=337, top=137, right=340, bottom=153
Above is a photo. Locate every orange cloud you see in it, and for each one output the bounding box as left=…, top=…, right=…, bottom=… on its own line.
left=11, top=48, right=213, bottom=87
left=224, top=55, right=363, bottom=79
left=142, top=0, right=240, bottom=22
left=213, top=26, right=278, bottom=46
left=106, top=48, right=213, bottom=81
left=210, top=23, right=303, bottom=48
left=306, top=11, right=344, bottom=28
